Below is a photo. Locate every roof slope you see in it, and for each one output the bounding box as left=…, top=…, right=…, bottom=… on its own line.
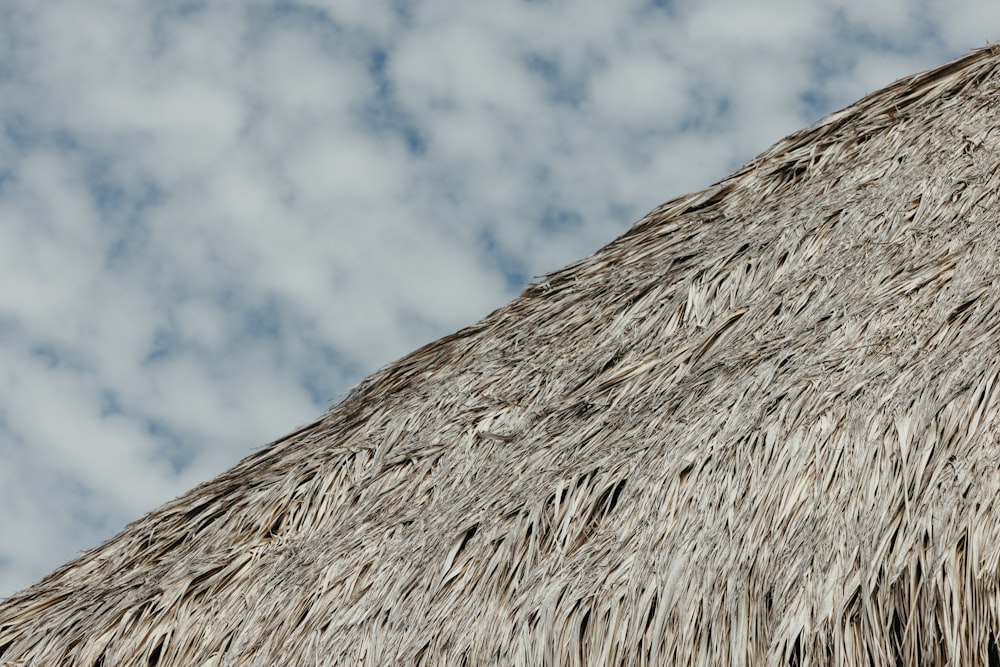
left=5, top=45, right=1000, bottom=666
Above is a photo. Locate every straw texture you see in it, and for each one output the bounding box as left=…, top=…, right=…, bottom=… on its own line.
left=5, top=45, right=1000, bottom=666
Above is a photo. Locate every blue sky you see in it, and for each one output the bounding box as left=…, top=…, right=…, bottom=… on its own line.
left=0, top=0, right=997, bottom=598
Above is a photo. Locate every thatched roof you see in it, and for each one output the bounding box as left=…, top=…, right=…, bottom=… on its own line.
left=5, top=45, right=1000, bottom=666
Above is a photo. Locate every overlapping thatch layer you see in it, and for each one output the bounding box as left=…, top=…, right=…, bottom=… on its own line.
left=6, top=45, right=1000, bottom=666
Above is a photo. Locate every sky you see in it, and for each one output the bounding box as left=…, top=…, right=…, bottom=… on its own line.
left=0, top=0, right=997, bottom=599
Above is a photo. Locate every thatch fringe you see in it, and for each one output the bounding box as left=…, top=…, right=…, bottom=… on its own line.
left=5, top=44, right=1000, bottom=665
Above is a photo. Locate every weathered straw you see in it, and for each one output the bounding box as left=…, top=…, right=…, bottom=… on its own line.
left=5, top=44, right=1000, bottom=666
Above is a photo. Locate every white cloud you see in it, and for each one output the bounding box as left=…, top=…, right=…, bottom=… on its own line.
left=0, top=0, right=995, bottom=598
left=590, top=54, right=688, bottom=126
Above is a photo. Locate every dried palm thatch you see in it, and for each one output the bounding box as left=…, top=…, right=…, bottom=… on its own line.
left=5, top=45, right=1000, bottom=667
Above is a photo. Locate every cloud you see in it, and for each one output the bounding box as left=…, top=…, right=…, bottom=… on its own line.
left=0, top=0, right=995, bottom=598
